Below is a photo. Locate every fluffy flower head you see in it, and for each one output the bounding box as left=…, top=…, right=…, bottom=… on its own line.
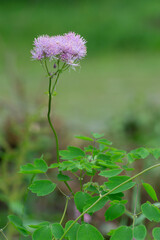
left=31, top=32, right=87, bottom=66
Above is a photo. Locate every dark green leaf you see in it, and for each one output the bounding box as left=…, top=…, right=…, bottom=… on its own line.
left=65, top=220, right=80, bottom=240
left=33, top=226, right=52, bottom=240
left=84, top=196, right=108, bottom=214
left=105, top=203, right=125, bottom=221
left=29, top=222, right=50, bottom=229
left=57, top=173, right=71, bottom=181
left=49, top=163, right=59, bottom=169
left=60, top=146, right=85, bottom=160
left=51, top=223, right=64, bottom=239
left=77, top=224, right=104, bottom=240
left=152, top=227, right=160, bottom=240
left=141, top=201, right=160, bottom=222
left=8, top=215, right=30, bottom=236
left=110, top=226, right=133, bottom=240
left=19, top=157, right=48, bottom=174
left=142, top=183, right=158, bottom=201
left=105, top=176, right=136, bottom=194
left=150, top=148, right=160, bottom=160
left=74, top=192, right=92, bottom=213
left=130, top=148, right=149, bottom=159
left=29, top=180, right=56, bottom=196
left=133, top=225, right=147, bottom=240
left=99, top=169, right=123, bottom=178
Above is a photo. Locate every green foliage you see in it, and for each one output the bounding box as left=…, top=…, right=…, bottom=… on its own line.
left=33, top=226, right=52, bottom=240
left=57, top=173, right=71, bottom=181
left=59, top=146, right=85, bottom=160
left=99, top=169, right=123, bottom=178
left=104, top=176, right=136, bottom=194
left=77, top=224, right=104, bottom=240
left=141, top=202, right=160, bottom=222
left=74, top=192, right=92, bottom=213
left=28, top=180, right=56, bottom=196
left=133, top=225, right=147, bottom=240
left=51, top=223, right=64, bottom=239
left=105, top=202, right=125, bottom=221
left=19, top=157, right=48, bottom=174
left=142, top=182, right=158, bottom=202
left=152, top=227, right=160, bottom=240
left=65, top=221, right=80, bottom=240
left=9, top=132, right=160, bottom=240
left=75, top=135, right=94, bottom=142
left=110, top=226, right=133, bottom=240
left=83, top=196, right=109, bottom=214
left=8, top=215, right=30, bottom=236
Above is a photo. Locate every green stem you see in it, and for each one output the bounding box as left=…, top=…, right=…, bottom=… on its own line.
left=132, top=184, right=138, bottom=231
left=47, top=76, right=60, bottom=163
left=0, top=230, right=8, bottom=240
left=60, top=197, right=69, bottom=225
left=64, top=181, right=74, bottom=196
left=45, top=60, right=74, bottom=196
left=59, top=163, right=160, bottom=240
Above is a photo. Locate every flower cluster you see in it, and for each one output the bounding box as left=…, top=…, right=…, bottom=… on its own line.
left=31, top=32, right=87, bottom=66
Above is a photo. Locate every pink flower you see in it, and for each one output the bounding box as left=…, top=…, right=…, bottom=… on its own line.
left=31, top=32, right=87, bottom=67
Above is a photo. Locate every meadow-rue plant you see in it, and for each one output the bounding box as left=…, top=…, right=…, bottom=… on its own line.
left=4, top=32, right=160, bottom=240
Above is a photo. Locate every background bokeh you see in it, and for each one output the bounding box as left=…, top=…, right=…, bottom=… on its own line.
left=1, top=0, right=160, bottom=239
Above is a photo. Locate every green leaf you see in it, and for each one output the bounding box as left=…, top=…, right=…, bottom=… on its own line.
left=60, top=146, right=85, bottom=160
left=152, top=227, right=160, bottom=240
left=29, top=222, right=50, bottom=229
left=51, top=223, right=64, bottom=239
left=96, top=138, right=112, bottom=145
left=74, top=192, right=92, bottom=213
left=92, top=133, right=104, bottom=139
left=8, top=215, right=30, bottom=236
left=77, top=224, right=104, bottom=240
left=33, top=226, right=52, bottom=240
left=150, top=148, right=160, bottom=160
left=133, top=225, right=147, bottom=240
left=58, top=161, right=77, bottom=171
left=49, top=163, right=59, bottom=169
left=75, top=135, right=94, bottom=142
left=84, top=196, right=108, bottom=214
left=141, top=201, right=160, bottom=222
left=99, top=169, right=123, bottom=178
left=105, top=203, right=125, bottom=221
left=110, top=226, right=133, bottom=240
left=29, top=180, right=56, bottom=196
left=57, top=173, right=71, bottom=181
left=19, top=157, right=48, bottom=174
left=142, top=183, right=158, bottom=201
left=130, top=148, right=149, bottom=159
left=105, top=176, right=136, bottom=194
left=65, top=220, right=80, bottom=240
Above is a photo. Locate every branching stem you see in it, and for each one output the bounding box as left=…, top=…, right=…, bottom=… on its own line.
left=59, top=163, right=160, bottom=240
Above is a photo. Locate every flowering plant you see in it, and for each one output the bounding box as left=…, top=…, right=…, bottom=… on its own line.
left=3, top=32, right=160, bottom=240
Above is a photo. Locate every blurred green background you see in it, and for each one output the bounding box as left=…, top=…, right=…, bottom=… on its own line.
left=1, top=0, right=160, bottom=139
left=1, top=0, right=160, bottom=239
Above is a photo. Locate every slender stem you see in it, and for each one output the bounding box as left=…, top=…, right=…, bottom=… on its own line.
left=44, top=60, right=74, bottom=195
left=59, top=163, right=160, bottom=240
left=64, top=181, right=74, bottom=196
left=80, top=170, right=83, bottom=192
left=47, top=76, right=60, bottom=163
left=60, top=197, right=69, bottom=225
left=0, top=230, right=8, bottom=240
left=132, top=184, right=139, bottom=230
left=51, top=72, right=60, bottom=95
